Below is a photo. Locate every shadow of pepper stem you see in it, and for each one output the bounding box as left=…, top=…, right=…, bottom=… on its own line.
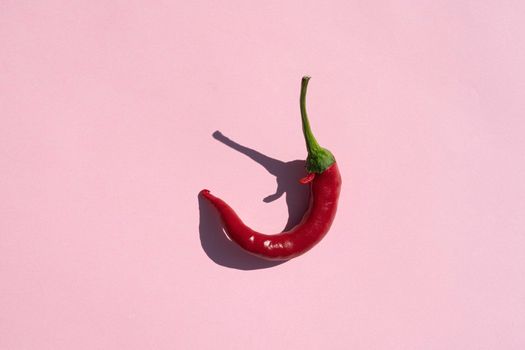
left=212, top=131, right=284, bottom=176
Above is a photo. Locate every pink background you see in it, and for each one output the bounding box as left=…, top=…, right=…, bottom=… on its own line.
left=2, top=1, right=525, bottom=349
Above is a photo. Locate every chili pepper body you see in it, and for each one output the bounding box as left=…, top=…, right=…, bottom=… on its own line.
left=201, top=76, right=341, bottom=260
left=200, top=162, right=341, bottom=260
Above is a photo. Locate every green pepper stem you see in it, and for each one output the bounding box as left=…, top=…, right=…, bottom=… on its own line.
left=300, top=76, right=321, bottom=154
left=299, top=76, right=336, bottom=173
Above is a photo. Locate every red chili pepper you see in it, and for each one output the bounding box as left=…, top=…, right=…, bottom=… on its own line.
left=201, top=76, right=341, bottom=260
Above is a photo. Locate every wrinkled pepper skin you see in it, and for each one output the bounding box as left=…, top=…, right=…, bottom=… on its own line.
left=200, top=163, right=341, bottom=260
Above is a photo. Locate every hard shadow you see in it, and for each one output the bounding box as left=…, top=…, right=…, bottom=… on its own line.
left=198, top=131, right=311, bottom=270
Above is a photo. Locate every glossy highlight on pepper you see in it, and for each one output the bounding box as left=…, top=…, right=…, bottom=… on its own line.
left=200, top=76, right=341, bottom=260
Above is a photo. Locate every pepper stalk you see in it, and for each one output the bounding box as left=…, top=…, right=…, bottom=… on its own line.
left=300, top=76, right=336, bottom=173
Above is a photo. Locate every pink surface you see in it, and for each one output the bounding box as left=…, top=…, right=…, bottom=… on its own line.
left=1, top=1, right=525, bottom=349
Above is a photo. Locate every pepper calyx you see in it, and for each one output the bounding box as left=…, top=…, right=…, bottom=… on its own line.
left=306, top=148, right=335, bottom=173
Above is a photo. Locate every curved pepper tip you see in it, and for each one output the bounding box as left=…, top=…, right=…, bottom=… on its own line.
left=200, top=189, right=211, bottom=197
